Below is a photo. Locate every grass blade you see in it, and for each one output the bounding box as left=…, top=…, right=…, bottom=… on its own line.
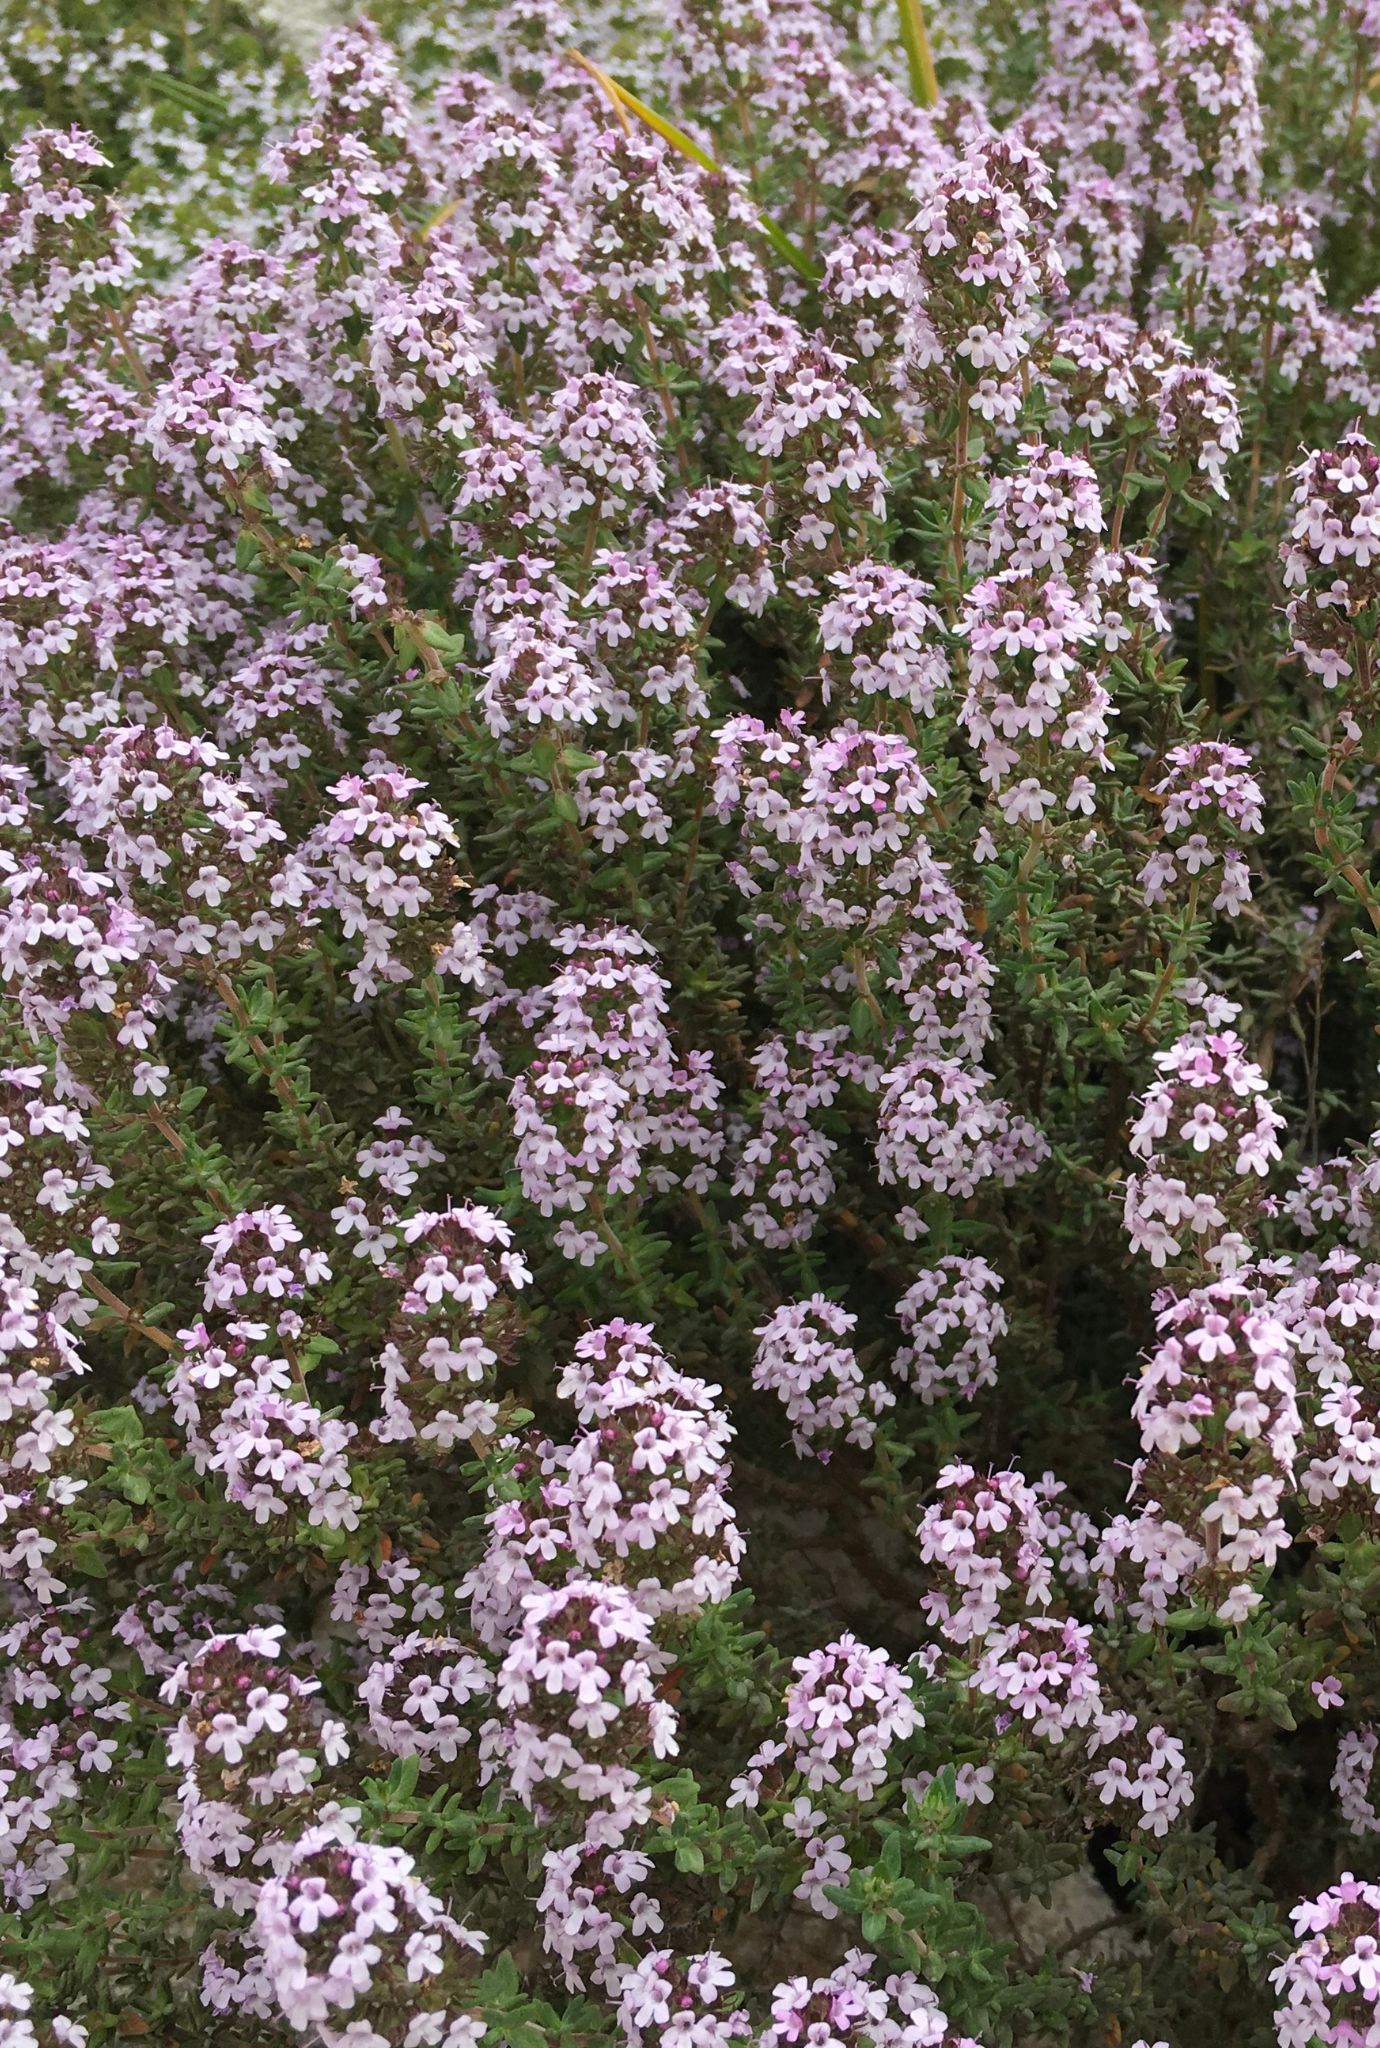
left=568, top=48, right=821, bottom=282
left=896, top=0, right=940, bottom=107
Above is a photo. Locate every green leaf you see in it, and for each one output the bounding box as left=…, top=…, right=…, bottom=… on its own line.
left=93, top=1406, right=145, bottom=1447
left=386, top=1753, right=421, bottom=1801
left=1289, top=723, right=1331, bottom=761
left=498, top=2025, right=547, bottom=2048
left=478, top=1952, right=522, bottom=2002
left=145, top=70, right=230, bottom=119
left=850, top=996, right=877, bottom=1041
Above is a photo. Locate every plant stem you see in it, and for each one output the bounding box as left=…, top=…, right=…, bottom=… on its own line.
left=85, top=1275, right=177, bottom=1354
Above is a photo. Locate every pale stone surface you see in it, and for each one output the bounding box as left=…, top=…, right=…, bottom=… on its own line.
left=258, top=0, right=342, bottom=58
left=977, top=1867, right=1145, bottom=1970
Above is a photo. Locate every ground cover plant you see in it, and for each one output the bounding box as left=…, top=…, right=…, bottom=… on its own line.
left=11, top=0, right=1380, bottom=2041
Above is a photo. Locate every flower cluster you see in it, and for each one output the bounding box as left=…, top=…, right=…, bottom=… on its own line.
left=752, top=1297, right=895, bottom=1459
left=892, top=1257, right=1007, bottom=1404
left=712, top=716, right=955, bottom=946
left=1272, top=1877, right=1380, bottom=2048
left=1139, top=741, right=1263, bottom=917
left=1130, top=1278, right=1299, bottom=1619
left=496, top=1579, right=679, bottom=1839
left=1122, top=1025, right=1285, bottom=1272
left=162, top=1624, right=351, bottom=1908
left=252, top=1818, right=487, bottom=2045
left=7, top=0, right=1380, bottom=2043
left=766, top=1635, right=920, bottom=1797
left=1283, top=428, right=1380, bottom=709
left=502, top=926, right=722, bottom=1246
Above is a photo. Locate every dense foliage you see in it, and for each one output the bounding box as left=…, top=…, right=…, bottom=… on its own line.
left=11, top=0, right=1380, bottom=2042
